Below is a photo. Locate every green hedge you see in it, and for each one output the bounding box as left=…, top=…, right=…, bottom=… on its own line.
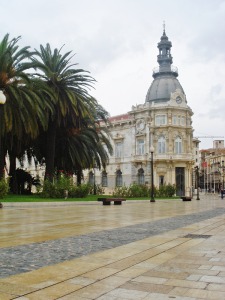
left=112, top=183, right=176, bottom=198
left=0, top=178, right=9, bottom=199
left=41, top=174, right=90, bottom=198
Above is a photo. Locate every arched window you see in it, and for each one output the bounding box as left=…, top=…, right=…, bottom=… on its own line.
left=88, top=171, right=94, bottom=185
left=138, top=168, right=145, bottom=185
left=116, top=169, right=122, bottom=187
left=175, top=136, right=182, bottom=154
left=102, top=170, right=108, bottom=187
left=158, top=136, right=166, bottom=154
left=159, top=175, right=164, bottom=186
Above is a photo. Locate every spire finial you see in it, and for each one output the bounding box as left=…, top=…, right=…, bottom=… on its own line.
left=163, top=21, right=166, bottom=34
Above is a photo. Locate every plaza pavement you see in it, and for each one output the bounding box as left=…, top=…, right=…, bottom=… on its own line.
left=0, top=194, right=225, bottom=299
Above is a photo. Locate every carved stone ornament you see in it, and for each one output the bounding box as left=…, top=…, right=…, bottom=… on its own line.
left=136, top=119, right=145, bottom=131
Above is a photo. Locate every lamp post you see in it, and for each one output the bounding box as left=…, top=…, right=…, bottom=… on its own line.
left=222, top=161, right=224, bottom=191
left=218, top=161, right=225, bottom=194
left=0, top=90, right=6, bottom=180
left=150, top=146, right=155, bottom=202
left=195, top=166, right=200, bottom=200
left=0, top=90, right=6, bottom=208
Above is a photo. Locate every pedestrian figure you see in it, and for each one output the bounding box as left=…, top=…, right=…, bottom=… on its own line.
left=221, top=189, right=224, bottom=199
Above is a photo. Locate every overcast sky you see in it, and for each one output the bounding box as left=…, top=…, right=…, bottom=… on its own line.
left=1, top=0, right=225, bottom=149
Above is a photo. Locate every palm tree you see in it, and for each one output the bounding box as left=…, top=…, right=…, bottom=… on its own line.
left=32, top=43, right=103, bottom=181
left=0, top=34, right=35, bottom=179
left=0, top=34, right=54, bottom=184
left=55, top=123, right=112, bottom=180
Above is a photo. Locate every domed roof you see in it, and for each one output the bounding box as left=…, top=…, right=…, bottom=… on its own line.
left=145, top=74, right=184, bottom=103
left=145, top=27, right=186, bottom=104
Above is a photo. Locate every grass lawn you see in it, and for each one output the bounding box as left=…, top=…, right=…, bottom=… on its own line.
left=0, top=194, right=179, bottom=202
left=1, top=194, right=98, bottom=202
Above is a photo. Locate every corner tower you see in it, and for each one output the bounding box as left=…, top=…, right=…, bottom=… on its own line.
left=145, top=25, right=185, bottom=104
left=83, top=26, right=195, bottom=198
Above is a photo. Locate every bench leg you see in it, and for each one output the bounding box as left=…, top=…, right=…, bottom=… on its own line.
left=103, top=201, right=111, bottom=205
left=114, top=201, right=122, bottom=205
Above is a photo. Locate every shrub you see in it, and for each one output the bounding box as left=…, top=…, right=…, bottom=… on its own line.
left=157, top=184, right=167, bottom=197
left=0, top=177, right=9, bottom=199
left=112, top=183, right=176, bottom=198
left=154, top=184, right=176, bottom=197
left=112, top=186, right=129, bottom=198
left=41, top=172, right=90, bottom=199
left=41, top=172, right=72, bottom=198
left=165, top=184, right=176, bottom=197
left=40, top=179, right=57, bottom=198
left=113, top=184, right=149, bottom=198
left=69, top=184, right=90, bottom=198
left=88, top=184, right=105, bottom=195
left=128, top=184, right=149, bottom=197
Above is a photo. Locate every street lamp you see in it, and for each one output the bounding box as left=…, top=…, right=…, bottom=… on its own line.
left=0, top=90, right=6, bottom=208
left=0, top=90, right=6, bottom=180
left=222, top=161, right=224, bottom=191
left=218, top=160, right=225, bottom=192
left=150, top=145, right=155, bottom=202
left=195, top=166, right=200, bottom=200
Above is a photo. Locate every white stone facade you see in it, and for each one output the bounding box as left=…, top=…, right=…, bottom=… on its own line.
left=84, top=88, right=196, bottom=196
left=83, top=28, right=198, bottom=196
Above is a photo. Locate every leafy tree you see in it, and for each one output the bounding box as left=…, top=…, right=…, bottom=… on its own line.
left=33, top=43, right=112, bottom=181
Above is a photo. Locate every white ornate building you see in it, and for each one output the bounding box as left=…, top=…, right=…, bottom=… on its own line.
left=85, top=28, right=198, bottom=196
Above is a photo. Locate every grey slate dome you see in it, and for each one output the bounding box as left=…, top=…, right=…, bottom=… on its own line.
left=145, top=27, right=185, bottom=103
left=145, top=74, right=185, bottom=103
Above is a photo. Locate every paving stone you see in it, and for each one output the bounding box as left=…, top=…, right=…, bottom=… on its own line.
left=1, top=207, right=225, bottom=279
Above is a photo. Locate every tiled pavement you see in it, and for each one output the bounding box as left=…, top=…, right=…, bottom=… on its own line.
left=0, top=194, right=225, bottom=299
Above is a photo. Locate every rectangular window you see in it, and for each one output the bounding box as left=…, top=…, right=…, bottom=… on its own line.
left=175, top=139, right=182, bottom=154
left=181, top=116, right=185, bottom=126
left=115, top=142, right=123, bottom=158
left=173, top=116, right=177, bottom=125
left=137, top=139, right=145, bottom=155
left=156, top=115, right=167, bottom=126
left=158, top=137, right=166, bottom=154
left=173, top=115, right=185, bottom=126
left=158, top=142, right=166, bottom=153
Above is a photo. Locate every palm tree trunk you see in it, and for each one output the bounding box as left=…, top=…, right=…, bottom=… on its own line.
left=45, top=120, right=56, bottom=182
left=77, top=167, right=82, bottom=185
left=9, top=152, right=18, bottom=194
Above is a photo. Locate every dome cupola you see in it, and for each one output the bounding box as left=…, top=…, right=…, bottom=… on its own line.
left=145, top=24, right=185, bottom=103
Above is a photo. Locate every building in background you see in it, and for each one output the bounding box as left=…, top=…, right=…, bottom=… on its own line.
left=85, top=27, right=198, bottom=196
left=199, top=140, right=225, bottom=193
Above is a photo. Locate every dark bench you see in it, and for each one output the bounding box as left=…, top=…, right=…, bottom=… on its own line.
left=98, top=198, right=126, bottom=205
left=181, top=196, right=192, bottom=201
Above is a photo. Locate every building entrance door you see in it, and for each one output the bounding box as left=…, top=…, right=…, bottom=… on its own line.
left=176, top=167, right=185, bottom=196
